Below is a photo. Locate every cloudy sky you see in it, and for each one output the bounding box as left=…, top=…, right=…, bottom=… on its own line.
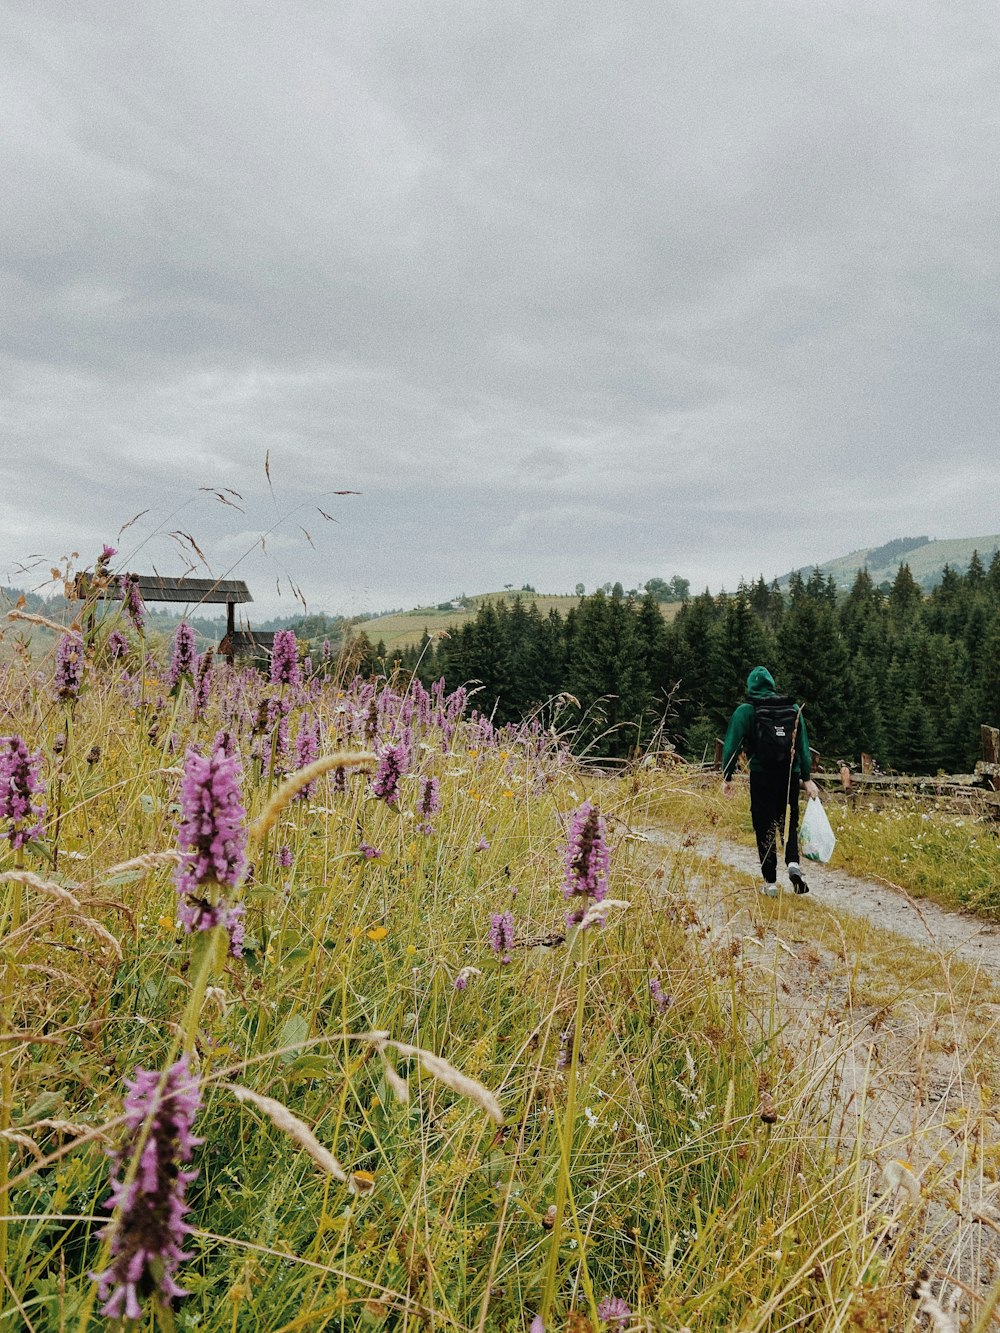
left=2, top=0, right=998, bottom=616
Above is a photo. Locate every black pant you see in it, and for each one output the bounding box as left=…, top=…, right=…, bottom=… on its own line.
left=749, top=771, right=800, bottom=884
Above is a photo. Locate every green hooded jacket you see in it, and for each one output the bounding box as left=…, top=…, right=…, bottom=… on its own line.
left=721, top=666, right=811, bottom=780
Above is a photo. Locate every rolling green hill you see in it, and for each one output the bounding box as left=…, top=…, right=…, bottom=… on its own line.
left=780, top=534, right=1000, bottom=592
left=352, top=591, right=683, bottom=652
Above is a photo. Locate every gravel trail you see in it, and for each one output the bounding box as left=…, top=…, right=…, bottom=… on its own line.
left=643, top=826, right=1000, bottom=978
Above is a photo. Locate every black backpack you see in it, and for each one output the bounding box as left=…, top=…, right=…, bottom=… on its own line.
left=752, top=696, right=800, bottom=770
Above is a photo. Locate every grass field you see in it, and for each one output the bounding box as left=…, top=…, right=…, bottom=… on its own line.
left=2, top=595, right=999, bottom=1330
left=353, top=592, right=682, bottom=653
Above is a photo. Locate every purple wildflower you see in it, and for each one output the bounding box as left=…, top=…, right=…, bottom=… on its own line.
left=487, top=910, right=515, bottom=961
left=331, top=764, right=347, bottom=793
left=530, top=1318, right=545, bottom=1333
left=475, top=836, right=490, bottom=852
left=649, top=977, right=671, bottom=1013
left=0, top=736, right=46, bottom=850
left=359, top=841, right=382, bottom=860
left=269, top=629, right=300, bottom=687
left=293, top=715, right=320, bottom=798
left=166, top=622, right=198, bottom=691
left=53, top=634, right=84, bottom=701
left=174, top=737, right=247, bottom=954
left=419, top=775, right=440, bottom=818
left=175, top=741, right=247, bottom=896
left=321, top=638, right=331, bottom=664
left=193, top=650, right=213, bottom=717
left=107, top=630, right=129, bottom=661
left=277, top=844, right=293, bottom=869
left=91, top=1056, right=202, bottom=1321
left=94, top=544, right=117, bottom=583
left=562, top=801, right=610, bottom=927
left=454, top=974, right=469, bottom=992
left=370, top=741, right=409, bottom=807
left=119, top=573, right=146, bottom=631
left=597, top=1296, right=631, bottom=1328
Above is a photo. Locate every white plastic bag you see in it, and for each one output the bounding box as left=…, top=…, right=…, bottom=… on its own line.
left=800, top=796, right=836, bottom=863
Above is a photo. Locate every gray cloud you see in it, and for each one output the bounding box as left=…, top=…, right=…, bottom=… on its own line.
left=2, top=0, right=999, bottom=614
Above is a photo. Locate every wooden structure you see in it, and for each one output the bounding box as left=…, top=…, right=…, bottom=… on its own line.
left=216, top=628, right=277, bottom=666
left=77, top=573, right=264, bottom=665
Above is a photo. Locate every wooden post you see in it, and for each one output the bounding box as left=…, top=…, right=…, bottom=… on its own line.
left=861, top=752, right=874, bottom=775
left=713, top=738, right=723, bottom=770
left=982, top=725, right=1000, bottom=765
left=979, top=725, right=1000, bottom=792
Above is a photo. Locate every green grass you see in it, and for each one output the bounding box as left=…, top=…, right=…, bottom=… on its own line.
left=1, top=622, right=998, bottom=1329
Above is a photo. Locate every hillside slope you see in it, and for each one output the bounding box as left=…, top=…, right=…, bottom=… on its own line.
left=781, top=533, right=1000, bottom=590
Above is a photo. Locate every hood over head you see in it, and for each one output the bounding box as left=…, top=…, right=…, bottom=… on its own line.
left=746, top=666, right=777, bottom=700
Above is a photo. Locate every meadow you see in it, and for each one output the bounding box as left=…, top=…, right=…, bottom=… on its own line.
left=2, top=581, right=1000, bottom=1330
left=353, top=593, right=681, bottom=654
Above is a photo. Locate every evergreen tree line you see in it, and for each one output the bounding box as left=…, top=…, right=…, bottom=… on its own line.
left=353, top=552, right=1000, bottom=772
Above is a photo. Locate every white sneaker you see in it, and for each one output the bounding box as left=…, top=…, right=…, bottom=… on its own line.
left=758, top=881, right=779, bottom=898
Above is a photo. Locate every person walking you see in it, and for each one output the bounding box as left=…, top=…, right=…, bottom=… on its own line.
left=721, top=666, right=819, bottom=897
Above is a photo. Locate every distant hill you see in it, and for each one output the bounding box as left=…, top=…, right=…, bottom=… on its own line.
left=350, top=590, right=687, bottom=652
left=779, top=534, right=1000, bottom=592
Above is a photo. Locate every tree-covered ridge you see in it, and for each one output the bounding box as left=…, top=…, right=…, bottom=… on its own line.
left=385, top=552, right=1000, bottom=771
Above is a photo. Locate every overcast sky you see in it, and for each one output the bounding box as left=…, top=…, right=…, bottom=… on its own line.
left=2, top=1, right=998, bottom=617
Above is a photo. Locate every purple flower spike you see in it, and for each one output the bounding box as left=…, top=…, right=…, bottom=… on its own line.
left=174, top=735, right=247, bottom=954
left=107, top=630, right=129, bottom=661
left=562, top=801, right=610, bottom=927
left=166, top=622, right=198, bottom=690
left=53, top=634, right=84, bottom=701
left=488, top=910, right=515, bottom=960
left=649, top=977, right=671, bottom=1013
left=293, top=714, right=321, bottom=798
left=419, top=775, right=440, bottom=818
left=92, top=1056, right=202, bottom=1320
left=175, top=740, right=247, bottom=896
left=597, top=1295, right=631, bottom=1328
left=370, top=741, right=409, bottom=807
left=359, top=841, right=382, bottom=860
left=193, top=650, right=214, bottom=716
left=269, top=629, right=300, bottom=686
left=0, top=735, right=46, bottom=849
left=119, top=573, right=146, bottom=631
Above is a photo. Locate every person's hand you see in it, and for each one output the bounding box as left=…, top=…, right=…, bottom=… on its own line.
left=803, top=779, right=819, bottom=800
left=722, top=779, right=734, bottom=798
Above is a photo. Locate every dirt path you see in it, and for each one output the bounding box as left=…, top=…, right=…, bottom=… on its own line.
left=641, top=823, right=1000, bottom=1304
left=644, top=826, right=1000, bottom=978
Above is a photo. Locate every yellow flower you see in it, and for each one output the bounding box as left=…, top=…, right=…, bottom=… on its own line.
left=157, top=914, right=175, bottom=931
left=469, top=790, right=483, bottom=801
left=503, top=789, right=514, bottom=799
left=468, top=748, right=479, bottom=757
left=366, top=925, right=388, bottom=941
left=350, top=1170, right=376, bottom=1195
left=406, top=944, right=417, bottom=956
